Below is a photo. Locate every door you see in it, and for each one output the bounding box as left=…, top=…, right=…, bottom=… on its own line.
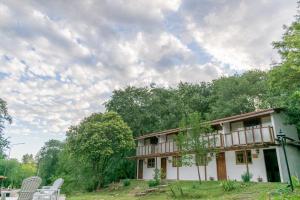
left=138, top=160, right=143, bottom=179
left=161, top=157, right=167, bottom=179
left=216, top=152, right=227, bottom=180
left=263, top=149, right=280, bottom=182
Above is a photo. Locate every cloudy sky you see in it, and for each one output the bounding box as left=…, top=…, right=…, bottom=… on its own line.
left=0, top=0, right=297, bottom=160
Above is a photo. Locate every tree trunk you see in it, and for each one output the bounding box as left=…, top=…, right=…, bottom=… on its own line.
left=196, top=165, right=201, bottom=184
left=204, top=156, right=207, bottom=181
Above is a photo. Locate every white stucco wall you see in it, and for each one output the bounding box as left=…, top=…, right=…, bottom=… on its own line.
left=225, top=149, right=268, bottom=182
left=271, top=112, right=298, bottom=140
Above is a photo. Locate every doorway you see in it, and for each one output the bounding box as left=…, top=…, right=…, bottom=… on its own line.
left=138, top=160, right=143, bottom=179
left=263, top=149, right=280, bottom=182
left=216, top=152, right=227, bottom=180
left=161, top=157, right=167, bottom=179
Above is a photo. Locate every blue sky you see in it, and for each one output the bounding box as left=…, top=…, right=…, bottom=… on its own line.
left=0, top=0, right=297, bottom=160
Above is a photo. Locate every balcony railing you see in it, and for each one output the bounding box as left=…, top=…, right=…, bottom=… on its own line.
left=136, top=126, right=275, bottom=156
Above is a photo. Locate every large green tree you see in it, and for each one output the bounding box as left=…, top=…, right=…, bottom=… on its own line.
left=0, top=98, right=12, bottom=158
left=208, top=70, right=268, bottom=120
left=268, top=13, right=300, bottom=133
left=66, top=112, right=134, bottom=189
left=36, top=140, right=64, bottom=184
left=105, top=83, right=211, bottom=136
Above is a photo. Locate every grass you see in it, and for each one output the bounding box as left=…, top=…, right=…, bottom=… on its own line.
left=67, top=180, right=300, bottom=200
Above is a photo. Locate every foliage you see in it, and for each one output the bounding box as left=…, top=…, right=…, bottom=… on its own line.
left=36, top=140, right=64, bottom=185
left=153, top=168, right=160, bottom=183
left=169, top=182, right=185, bottom=198
left=292, top=176, right=300, bottom=188
left=68, top=180, right=300, bottom=200
left=268, top=10, right=300, bottom=134
left=0, top=159, right=36, bottom=188
left=22, top=154, right=35, bottom=164
left=105, top=83, right=211, bottom=137
left=65, top=112, right=134, bottom=190
left=0, top=98, right=12, bottom=158
left=208, top=70, right=268, bottom=120
left=122, top=179, right=130, bottom=187
left=148, top=179, right=160, bottom=187
left=176, top=112, right=214, bottom=183
left=241, top=171, right=253, bottom=182
left=220, top=180, right=236, bottom=192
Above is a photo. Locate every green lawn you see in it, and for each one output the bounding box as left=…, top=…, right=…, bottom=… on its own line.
left=68, top=180, right=300, bottom=200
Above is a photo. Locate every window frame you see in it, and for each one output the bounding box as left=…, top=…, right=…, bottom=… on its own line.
left=235, top=150, right=252, bottom=164
left=147, top=158, right=155, bottom=168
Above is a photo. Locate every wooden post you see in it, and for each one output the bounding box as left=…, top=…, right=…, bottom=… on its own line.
left=231, top=132, right=234, bottom=146
left=252, top=127, right=255, bottom=144
left=165, top=141, right=167, bottom=153
left=260, top=126, right=263, bottom=144
left=237, top=131, right=240, bottom=145
left=213, top=134, right=216, bottom=147
left=244, top=128, right=248, bottom=145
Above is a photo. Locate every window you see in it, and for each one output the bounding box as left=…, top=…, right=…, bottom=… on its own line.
left=244, top=118, right=261, bottom=128
left=172, top=156, right=182, bottom=167
left=236, top=150, right=252, bottom=164
left=147, top=158, right=155, bottom=168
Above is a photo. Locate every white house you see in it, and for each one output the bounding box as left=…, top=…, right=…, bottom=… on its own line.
left=132, top=108, right=300, bottom=182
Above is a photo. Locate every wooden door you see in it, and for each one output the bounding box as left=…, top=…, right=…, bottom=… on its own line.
left=138, top=160, right=143, bottom=179
left=161, top=158, right=167, bottom=179
left=216, top=152, right=227, bottom=180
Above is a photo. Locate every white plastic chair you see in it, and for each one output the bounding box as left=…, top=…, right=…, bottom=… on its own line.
left=1, top=176, right=42, bottom=200
left=33, top=178, right=64, bottom=200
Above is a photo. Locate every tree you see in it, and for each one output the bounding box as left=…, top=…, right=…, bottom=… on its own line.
left=208, top=70, right=268, bottom=120
left=0, top=98, right=12, bottom=158
left=66, top=112, right=134, bottom=189
left=177, top=112, right=214, bottom=183
left=105, top=83, right=212, bottom=137
left=22, top=154, right=35, bottom=164
left=0, top=159, right=36, bottom=188
left=268, top=9, right=300, bottom=134
left=36, top=140, right=64, bottom=184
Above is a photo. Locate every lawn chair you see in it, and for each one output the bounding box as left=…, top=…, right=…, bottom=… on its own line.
left=1, top=176, right=42, bottom=200
left=33, top=178, right=64, bottom=200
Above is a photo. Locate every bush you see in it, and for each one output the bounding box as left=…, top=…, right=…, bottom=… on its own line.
left=147, top=168, right=162, bottom=187
left=122, top=179, right=130, bottom=187
left=292, top=176, right=300, bottom=188
left=241, top=171, right=253, bottom=182
left=148, top=179, right=160, bottom=187
left=220, top=180, right=235, bottom=192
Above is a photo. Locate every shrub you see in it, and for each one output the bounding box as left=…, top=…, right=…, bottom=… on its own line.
left=122, top=179, right=130, bottom=187
left=148, top=179, right=160, bottom=187
left=220, top=180, right=235, bottom=191
left=292, top=176, right=300, bottom=188
left=153, top=168, right=161, bottom=183
left=241, top=171, right=253, bottom=182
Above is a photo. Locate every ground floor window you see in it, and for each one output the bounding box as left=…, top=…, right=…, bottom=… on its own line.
left=172, top=156, right=182, bottom=167
left=147, top=158, right=155, bottom=168
left=235, top=150, right=252, bottom=164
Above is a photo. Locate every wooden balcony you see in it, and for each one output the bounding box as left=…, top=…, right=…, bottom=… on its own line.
left=136, top=126, right=275, bottom=157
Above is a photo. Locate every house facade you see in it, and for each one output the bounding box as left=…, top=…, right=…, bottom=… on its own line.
left=132, top=108, right=300, bottom=182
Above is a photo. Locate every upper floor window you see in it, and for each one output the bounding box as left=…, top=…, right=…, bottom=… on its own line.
left=144, top=137, right=158, bottom=145
left=147, top=158, right=155, bottom=168
left=243, top=118, right=261, bottom=128
left=236, top=150, right=252, bottom=164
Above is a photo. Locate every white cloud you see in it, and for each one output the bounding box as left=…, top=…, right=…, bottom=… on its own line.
left=0, top=0, right=296, bottom=159
left=182, top=0, right=296, bottom=69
